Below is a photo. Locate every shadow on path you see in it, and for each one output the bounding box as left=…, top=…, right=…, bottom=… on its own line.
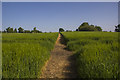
left=59, top=33, right=78, bottom=78
left=59, top=33, right=68, bottom=45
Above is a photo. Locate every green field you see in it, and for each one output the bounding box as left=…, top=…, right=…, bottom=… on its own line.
left=2, top=32, right=119, bottom=78
left=2, top=33, right=58, bottom=78
left=62, top=32, right=119, bottom=78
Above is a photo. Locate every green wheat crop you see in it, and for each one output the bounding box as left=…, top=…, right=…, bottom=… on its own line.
left=2, top=33, right=58, bottom=78
left=62, top=32, right=119, bottom=78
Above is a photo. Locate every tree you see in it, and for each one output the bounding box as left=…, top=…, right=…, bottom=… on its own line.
left=78, top=22, right=102, bottom=31
left=66, top=30, right=72, bottom=32
left=18, top=27, right=24, bottom=33
left=24, top=30, right=31, bottom=33
left=59, top=28, right=64, bottom=32
left=14, top=28, right=17, bottom=33
left=33, top=27, right=37, bottom=33
left=6, top=27, right=10, bottom=33
left=10, top=28, right=13, bottom=33
left=6, top=27, right=14, bottom=33
left=79, top=26, right=95, bottom=31
left=76, top=29, right=79, bottom=31
left=115, top=24, right=120, bottom=32
left=78, top=23, right=95, bottom=31
left=80, top=22, right=89, bottom=27
left=36, top=30, right=42, bottom=33
left=95, top=26, right=102, bottom=31
left=34, top=27, right=36, bottom=31
left=31, top=27, right=42, bottom=33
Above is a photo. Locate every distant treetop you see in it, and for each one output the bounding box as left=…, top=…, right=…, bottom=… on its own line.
left=59, top=28, right=64, bottom=32
left=77, top=22, right=102, bottom=31
left=4, top=27, right=42, bottom=33
left=115, top=24, right=120, bottom=32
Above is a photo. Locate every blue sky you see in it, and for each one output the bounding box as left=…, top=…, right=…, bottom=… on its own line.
left=2, top=0, right=120, bottom=2
left=2, top=2, right=118, bottom=32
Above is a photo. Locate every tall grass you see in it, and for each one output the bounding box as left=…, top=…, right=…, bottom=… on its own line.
left=62, top=32, right=119, bottom=78
left=2, top=33, right=58, bottom=78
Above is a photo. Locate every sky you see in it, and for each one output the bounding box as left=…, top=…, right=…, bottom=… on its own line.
left=0, top=1, right=1, bottom=32
left=2, top=2, right=118, bottom=32
left=118, top=2, right=120, bottom=24
left=1, top=0, right=120, bottom=2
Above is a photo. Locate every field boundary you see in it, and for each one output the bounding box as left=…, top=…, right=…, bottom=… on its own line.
left=40, top=56, right=51, bottom=78
left=40, top=33, right=59, bottom=78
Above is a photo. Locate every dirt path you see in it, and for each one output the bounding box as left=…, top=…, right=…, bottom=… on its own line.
left=40, top=33, right=78, bottom=78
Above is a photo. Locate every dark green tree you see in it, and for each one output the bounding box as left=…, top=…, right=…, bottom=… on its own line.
left=10, top=28, right=13, bottom=33
left=79, top=26, right=95, bottom=31
left=6, top=27, right=14, bottom=33
left=76, top=29, right=79, bottom=31
left=24, top=30, right=31, bottom=33
left=78, top=23, right=94, bottom=31
left=14, top=28, right=17, bottom=33
left=18, top=27, right=24, bottom=33
left=78, top=22, right=102, bottom=31
left=80, top=22, right=89, bottom=27
left=34, top=27, right=36, bottom=31
left=115, top=24, right=120, bottom=32
left=6, top=27, right=10, bottom=33
left=31, top=27, right=42, bottom=33
left=59, top=28, right=64, bottom=32
left=66, top=30, right=72, bottom=32
left=95, top=26, right=102, bottom=31
left=33, top=27, right=37, bottom=33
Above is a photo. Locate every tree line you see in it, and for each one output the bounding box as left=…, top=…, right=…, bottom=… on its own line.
left=3, top=27, right=42, bottom=33
left=59, top=22, right=120, bottom=32
left=2, top=22, right=120, bottom=33
left=76, top=22, right=102, bottom=31
left=59, top=22, right=102, bottom=32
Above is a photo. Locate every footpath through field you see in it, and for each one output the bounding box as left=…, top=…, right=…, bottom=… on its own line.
left=40, top=33, right=78, bottom=78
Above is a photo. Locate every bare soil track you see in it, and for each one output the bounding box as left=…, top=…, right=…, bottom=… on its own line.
left=40, top=33, right=78, bottom=78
